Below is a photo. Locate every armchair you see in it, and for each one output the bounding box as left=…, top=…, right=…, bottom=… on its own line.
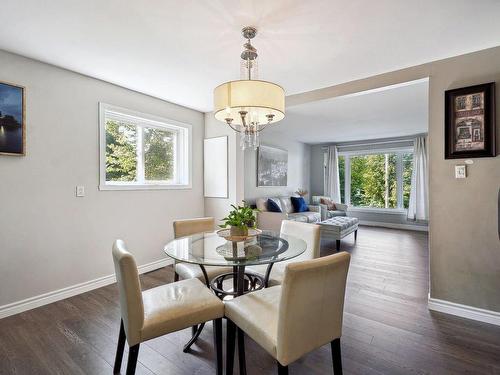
left=311, top=196, right=348, bottom=221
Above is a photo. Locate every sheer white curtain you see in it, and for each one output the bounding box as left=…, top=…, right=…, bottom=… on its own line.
left=325, top=145, right=341, bottom=203
left=408, top=136, right=428, bottom=220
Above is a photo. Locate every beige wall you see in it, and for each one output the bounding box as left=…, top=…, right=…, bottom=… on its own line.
left=428, top=49, right=500, bottom=311
left=290, top=46, right=500, bottom=312
left=0, top=50, right=205, bottom=308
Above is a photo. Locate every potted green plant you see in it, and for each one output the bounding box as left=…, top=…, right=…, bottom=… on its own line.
left=220, top=203, right=257, bottom=237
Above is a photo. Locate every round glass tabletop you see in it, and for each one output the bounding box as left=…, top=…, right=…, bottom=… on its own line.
left=164, top=230, right=306, bottom=267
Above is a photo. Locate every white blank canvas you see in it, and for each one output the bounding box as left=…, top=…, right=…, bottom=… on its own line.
left=204, top=136, right=228, bottom=198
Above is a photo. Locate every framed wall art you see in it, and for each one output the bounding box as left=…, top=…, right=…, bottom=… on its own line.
left=445, top=82, right=496, bottom=159
left=0, top=81, right=26, bottom=156
left=257, top=145, right=288, bottom=187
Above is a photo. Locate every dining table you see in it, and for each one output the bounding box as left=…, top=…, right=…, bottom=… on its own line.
left=163, top=229, right=307, bottom=351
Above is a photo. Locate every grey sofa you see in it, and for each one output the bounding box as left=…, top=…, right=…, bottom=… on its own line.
left=256, top=196, right=320, bottom=232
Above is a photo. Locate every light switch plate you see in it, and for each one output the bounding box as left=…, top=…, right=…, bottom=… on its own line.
left=455, top=165, right=466, bottom=179
left=76, top=185, right=85, bottom=197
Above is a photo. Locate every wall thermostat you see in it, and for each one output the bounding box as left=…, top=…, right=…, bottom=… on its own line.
left=455, top=165, right=467, bottom=179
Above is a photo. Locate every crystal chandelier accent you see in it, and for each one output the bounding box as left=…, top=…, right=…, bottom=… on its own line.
left=213, top=26, right=285, bottom=150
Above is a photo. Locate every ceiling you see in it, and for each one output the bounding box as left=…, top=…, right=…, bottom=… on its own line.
left=266, top=79, right=428, bottom=144
left=1, top=1, right=500, bottom=112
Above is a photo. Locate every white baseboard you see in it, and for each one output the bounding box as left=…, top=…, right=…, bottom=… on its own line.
left=0, top=258, right=173, bottom=320
left=428, top=296, right=500, bottom=326
left=359, top=220, right=428, bottom=232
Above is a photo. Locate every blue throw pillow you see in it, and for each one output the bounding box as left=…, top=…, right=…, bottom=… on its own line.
left=291, top=196, right=309, bottom=213
left=267, top=198, right=282, bottom=212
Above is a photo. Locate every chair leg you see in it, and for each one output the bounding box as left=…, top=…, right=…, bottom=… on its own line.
left=354, top=229, right=358, bottom=241
left=226, top=319, right=236, bottom=375
left=213, top=318, right=223, bottom=375
left=336, top=240, right=341, bottom=252
left=277, top=361, right=289, bottom=375
left=126, top=344, right=140, bottom=375
left=113, top=320, right=126, bottom=374
left=183, top=323, right=205, bottom=352
left=191, top=325, right=198, bottom=336
left=237, top=328, right=247, bottom=375
left=331, top=338, right=343, bottom=375
left=174, top=272, right=179, bottom=282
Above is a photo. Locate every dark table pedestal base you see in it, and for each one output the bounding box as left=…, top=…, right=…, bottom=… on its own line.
left=210, top=266, right=265, bottom=299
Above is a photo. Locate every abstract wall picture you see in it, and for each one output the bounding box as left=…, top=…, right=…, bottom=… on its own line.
left=257, top=145, right=288, bottom=187
left=0, top=82, right=25, bottom=155
left=445, top=82, right=496, bottom=159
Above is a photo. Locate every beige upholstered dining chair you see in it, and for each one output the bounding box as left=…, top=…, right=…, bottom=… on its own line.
left=112, top=240, right=224, bottom=375
left=225, top=252, right=351, bottom=375
left=173, top=217, right=232, bottom=285
left=248, top=220, right=321, bottom=286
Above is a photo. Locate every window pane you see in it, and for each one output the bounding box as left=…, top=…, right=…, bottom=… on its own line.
left=143, top=127, right=175, bottom=182
left=338, top=155, right=345, bottom=203
left=350, top=153, right=397, bottom=208
left=403, top=153, right=413, bottom=209
left=105, top=120, right=137, bottom=182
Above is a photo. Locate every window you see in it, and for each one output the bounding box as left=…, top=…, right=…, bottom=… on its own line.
left=339, top=149, right=413, bottom=211
left=99, top=103, right=191, bottom=190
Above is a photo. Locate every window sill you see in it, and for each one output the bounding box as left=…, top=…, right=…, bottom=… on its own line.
left=347, top=207, right=407, bottom=215
left=99, top=183, right=192, bottom=191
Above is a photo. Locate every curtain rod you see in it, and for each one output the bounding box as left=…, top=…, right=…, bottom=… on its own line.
left=320, top=133, right=427, bottom=150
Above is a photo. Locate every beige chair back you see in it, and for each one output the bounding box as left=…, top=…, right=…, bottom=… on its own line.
left=280, top=221, right=320, bottom=262
left=112, top=240, right=144, bottom=346
left=173, top=217, right=215, bottom=238
left=276, top=252, right=351, bottom=365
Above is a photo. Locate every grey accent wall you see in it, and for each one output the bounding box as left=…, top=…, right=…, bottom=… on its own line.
left=244, top=133, right=311, bottom=205
left=296, top=46, right=500, bottom=312
left=0, top=50, right=205, bottom=308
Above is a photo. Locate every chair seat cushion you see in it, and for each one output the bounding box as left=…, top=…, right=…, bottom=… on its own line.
left=141, top=278, right=224, bottom=342
left=175, top=263, right=232, bottom=282
left=248, top=263, right=286, bottom=287
left=225, top=286, right=281, bottom=359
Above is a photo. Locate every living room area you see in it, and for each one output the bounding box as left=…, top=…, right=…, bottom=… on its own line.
left=240, top=78, right=429, bottom=248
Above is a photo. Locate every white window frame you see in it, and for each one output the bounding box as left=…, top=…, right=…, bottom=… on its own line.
left=338, top=146, right=413, bottom=214
left=99, top=103, right=192, bottom=190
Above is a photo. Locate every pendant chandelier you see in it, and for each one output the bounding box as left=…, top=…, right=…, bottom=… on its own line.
left=213, top=26, right=285, bottom=150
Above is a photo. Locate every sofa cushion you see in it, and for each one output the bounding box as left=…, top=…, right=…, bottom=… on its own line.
left=256, top=198, right=268, bottom=212
left=288, top=211, right=320, bottom=223
left=290, top=196, right=308, bottom=212
left=287, top=213, right=308, bottom=223
left=267, top=198, right=282, bottom=212
left=279, top=197, right=294, bottom=214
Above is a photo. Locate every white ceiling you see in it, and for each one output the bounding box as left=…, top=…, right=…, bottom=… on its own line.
left=265, top=79, right=429, bottom=144
left=1, top=1, right=500, bottom=112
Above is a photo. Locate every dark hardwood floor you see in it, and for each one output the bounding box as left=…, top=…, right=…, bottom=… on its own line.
left=1, top=226, right=500, bottom=374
